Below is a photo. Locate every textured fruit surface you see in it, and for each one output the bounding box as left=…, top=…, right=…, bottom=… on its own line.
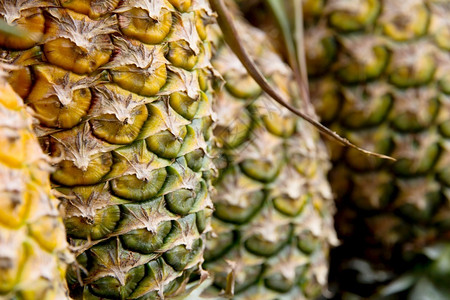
left=0, top=64, right=69, bottom=300
left=0, top=1, right=217, bottom=299
left=300, top=0, right=450, bottom=297
left=203, top=9, right=337, bottom=299
left=234, top=0, right=450, bottom=297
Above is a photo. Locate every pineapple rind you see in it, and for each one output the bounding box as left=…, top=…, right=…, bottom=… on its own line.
left=0, top=1, right=217, bottom=299
left=204, top=13, right=337, bottom=299
left=0, top=64, right=69, bottom=300
left=301, top=0, right=450, bottom=296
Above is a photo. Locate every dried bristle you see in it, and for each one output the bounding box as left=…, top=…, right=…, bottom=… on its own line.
left=203, top=16, right=337, bottom=299
left=0, top=64, right=69, bottom=300
left=0, top=0, right=217, bottom=299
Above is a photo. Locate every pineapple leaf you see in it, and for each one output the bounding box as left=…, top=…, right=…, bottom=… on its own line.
left=263, top=0, right=310, bottom=108
left=209, top=0, right=396, bottom=161
left=409, top=277, right=449, bottom=300
left=292, top=0, right=309, bottom=101
left=378, top=272, right=418, bottom=297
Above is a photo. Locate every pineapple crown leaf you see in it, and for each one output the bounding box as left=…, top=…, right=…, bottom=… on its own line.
left=209, top=0, right=396, bottom=162
left=264, top=0, right=311, bottom=109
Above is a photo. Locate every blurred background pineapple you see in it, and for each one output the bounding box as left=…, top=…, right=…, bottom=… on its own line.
left=236, top=0, right=450, bottom=298
left=203, top=5, right=337, bottom=299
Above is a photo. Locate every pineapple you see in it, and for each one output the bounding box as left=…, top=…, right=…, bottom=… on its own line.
left=300, top=0, right=450, bottom=297
left=0, top=63, right=69, bottom=299
left=203, top=9, right=337, bottom=299
left=233, top=0, right=449, bottom=297
left=0, top=1, right=218, bottom=299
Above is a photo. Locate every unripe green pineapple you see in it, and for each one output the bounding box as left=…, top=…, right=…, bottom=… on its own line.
left=203, top=10, right=337, bottom=299
left=0, top=1, right=217, bottom=299
left=300, top=0, right=449, bottom=297
left=0, top=63, right=69, bottom=300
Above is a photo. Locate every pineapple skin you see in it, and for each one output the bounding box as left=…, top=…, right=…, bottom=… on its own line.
left=204, top=13, right=337, bottom=299
left=0, top=64, right=69, bottom=300
left=302, top=0, right=450, bottom=297
left=0, top=1, right=218, bottom=299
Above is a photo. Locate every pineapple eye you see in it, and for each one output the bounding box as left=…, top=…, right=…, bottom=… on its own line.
left=169, top=91, right=200, bottom=120
left=121, top=222, right=172, bottom=254
left=111, top=170, right=167, bottom=201
left=328, top=0, right=380, bottom=32
left=185, top=149, right=206, bottom=172
left=273, top=193, right=310, bottom=217
left=164, top=238, right=203, bottom=271
left=439, top=116, right=450, bottom=138
left=336, top=45, right=390, bottom=84
left=89, top=265, right=145, bottom=299
left=391, top=96, right=439, bottom=133
left=211, top=261, right=263, bottom=294
left=168, top=0, right=192, bottom=12
left=167, top=40, right=198, bottom=70
left=297, top=231, right=320, bottom=255
left=64, top=206, right=120, bottom=240
left=90, top=104, right=148, bottom=144
left=27, top=65, right=92, bottom=129
left=110, top=64, right=168, bottom=96
left=60, top=0, right=120, bottom=19
left=214, top=116, right=252, bottom=149
left=165, top=189, right=196, bottom=215
left=240, top=159, right=281, bottom=183
left=195, top=11, right=208, bottom=40
left=305, top=33, right=337, bottom=76
left=392, top=143, right=440, bottom=176
left=388, top=51, right=436, bottom=88
left=4, top=47, right=41, bottom=99
left=434, top=24, right=450, bottom=51
left=165, top=181, right=206, bottom=216
left=28, top=215, right=67, bottom=252
left=146, top=126, right=187, bottom=159
left=118, top=7, right=173, bottom=44
left=340, top=93, right=392, bottom=129
left=264, top=272, right=298, bottom=293
left=203, top=230, right=235, bottom=262
left=244, top=224, right=292, bottom=257
left=381, top=2, right=430, bottom=41
left=214, top=190, right=265, bottom=224
left=261, top=113, right=296, bottom=138
left=52, top=152, right=113, bottom=186
left=344, top=130, right=393, bottom=172
left=43, top=10, right=115, bottom=74
left=0, top=8, right=45, bottom=50
left=195, top=209, right=210, bottom=233
left=224, top=73, right=262, bottom=99
left=439, top=74, right=450, bottom=95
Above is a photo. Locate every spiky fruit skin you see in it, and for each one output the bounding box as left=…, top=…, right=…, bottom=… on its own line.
left=300, top=0, right=450, bottom=297
left=0, top=1, right=217, bottom=299
left=0, top=65, right=69, bottom=300
left=203, top=15, right=337, bottom=299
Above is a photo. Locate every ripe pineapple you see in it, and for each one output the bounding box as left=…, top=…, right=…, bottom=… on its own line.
left=300, top=0, right=450, bottom=297
left=0, top=63, right=69, bottom=299
left=203, top=11, right=337, bottom=299
left=0, top=1, right=218, bottom=299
